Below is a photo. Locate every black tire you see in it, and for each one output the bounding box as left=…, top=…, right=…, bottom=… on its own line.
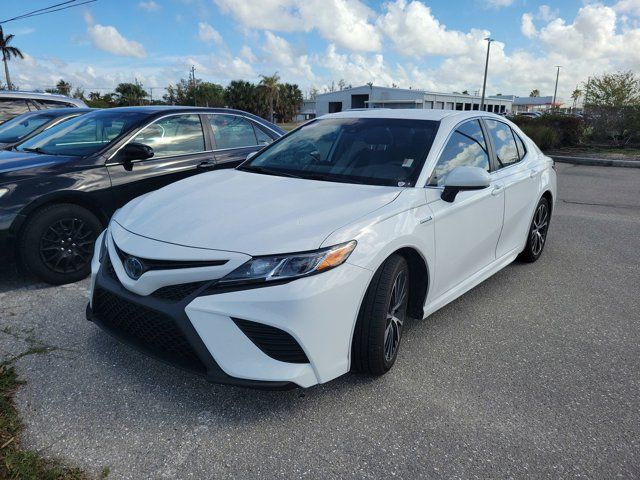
left=519, top=197, right=551, bottom=263
left=20, top=203, right=102, bottom=285
left=351, top=254, right=409, bottom=375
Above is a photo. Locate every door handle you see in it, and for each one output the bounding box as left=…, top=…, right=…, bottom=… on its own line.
left=491, top=184, right=503, bottom=196
left=197, top=160, right=216, bottom=169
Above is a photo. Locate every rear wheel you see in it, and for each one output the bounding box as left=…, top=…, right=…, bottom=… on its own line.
left=20, top=203, right=102, bottom=285
left=519, top=197, right=551, bottom=263
left=352, top=254, right=409, bottom=375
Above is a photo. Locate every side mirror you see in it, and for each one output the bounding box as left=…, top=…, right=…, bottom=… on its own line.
left=120, top=142, right=154, bottom=171
left=441, top=166, right=491, bottom=202
left=246, top=151, right=258, bottom=161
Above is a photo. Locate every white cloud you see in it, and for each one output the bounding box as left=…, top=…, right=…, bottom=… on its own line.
left=377, top=0, right=480, bottom=57
left=615, top=0, right=640, bottom=17
left=537, top=5, right=558, bottom=22
left=262, top=32, right=316, bottom=81
left=87, top=24, right=147, bottom=57
left=240, top=45, right=256, bottom=63
left=213, top=0, right=380, bottom=52
left=138, top=1, right=161, bottom=12
left=198, top=22, right=223, bottom=44
left=521, top=13, right=537, bottom=38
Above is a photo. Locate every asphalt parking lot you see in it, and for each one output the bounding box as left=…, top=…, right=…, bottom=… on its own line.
left=0, top=163, right=639, bottom=479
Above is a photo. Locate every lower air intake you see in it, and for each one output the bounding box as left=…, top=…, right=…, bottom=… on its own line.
left=232, top=318, right=310, bottom=364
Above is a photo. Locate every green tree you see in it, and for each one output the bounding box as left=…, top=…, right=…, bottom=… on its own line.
left=275, top=83, right=303, bottom=123
left=258, top=72, right=280, bottom=122
left=194, top=81, right=225, bottom=107
left=571, top=87, right=582, bottom=110
left=0, top=26, right=23, bottom=91
left=584, top=71, right=640, bottom=108
left=47, top=79, right=72, bottom=96
left=115, top=82, right=148, bottom=106
left=529, top=89, right=540, bottom=97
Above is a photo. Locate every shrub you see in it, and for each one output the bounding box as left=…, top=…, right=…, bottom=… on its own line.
left=512, top=114, right=583, bottom=148
left=583, top=106, right=640, bottom=147
left=520, top=124, right=560, bottom=150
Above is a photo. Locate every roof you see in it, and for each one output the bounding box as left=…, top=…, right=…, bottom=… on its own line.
left=512, top=96, right=555, bottom=106
left=316, top=85, right=513, bottom=103
left=0, top=90, right=87, bottom=107
left=319, top=109, right=506, bottom=122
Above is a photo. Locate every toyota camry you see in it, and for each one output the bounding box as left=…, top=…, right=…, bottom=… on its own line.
left=87, top=109, right=556, bottom=389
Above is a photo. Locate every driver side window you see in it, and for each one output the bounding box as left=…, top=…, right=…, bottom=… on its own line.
left=428, top=120, right=490, bottom=186
left=131, top=114, right=205, bottom=158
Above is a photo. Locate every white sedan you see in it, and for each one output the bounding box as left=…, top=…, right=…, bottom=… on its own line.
left=87, top=110, right=556, bottom=389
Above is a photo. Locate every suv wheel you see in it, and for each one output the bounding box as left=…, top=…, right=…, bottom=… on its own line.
left=20, top=203, right=102, bottom=285
left=351, top=254, right=409, bottom=375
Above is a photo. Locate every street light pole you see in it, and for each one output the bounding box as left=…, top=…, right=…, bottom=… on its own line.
left=480, top=37, right=494, bottom=111
left=552, top=65, right=561, bottom=110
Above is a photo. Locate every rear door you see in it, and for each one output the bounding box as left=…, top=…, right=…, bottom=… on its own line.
left=483, top=119, right=539, bottom=258
left=206, top=113, right=275, bottom=168
left=107, top=113, right=214, bottom=206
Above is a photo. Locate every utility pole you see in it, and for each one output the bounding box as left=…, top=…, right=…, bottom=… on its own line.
left=552, top=65, right=561, bottom=111
left=190, top=65, right=197, bottom=106
left=480, top=37, right=494, bottom=111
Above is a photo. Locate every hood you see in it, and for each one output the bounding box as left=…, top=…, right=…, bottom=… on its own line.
left=0, top=150, right=72, bottom=175
left=114, top=169, right=402, bottom=255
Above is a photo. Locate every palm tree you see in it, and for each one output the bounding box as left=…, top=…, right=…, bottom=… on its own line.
left=529, top=89, right=540, bottom=97
left=258, top=72, right=280, bottom=122
left=0, top=26, right=24, bottom=91
left=571, top=87, right=582, bottom=111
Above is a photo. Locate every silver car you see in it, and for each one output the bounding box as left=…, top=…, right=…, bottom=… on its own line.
left=0, top=91, right=88, bottom=124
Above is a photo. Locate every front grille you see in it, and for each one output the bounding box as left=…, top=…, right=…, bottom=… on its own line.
left=92, top=287, right=206, bottom=373
left=232, top=318, right=309, bottom=364
left=151, top=281, right=208, bottom=302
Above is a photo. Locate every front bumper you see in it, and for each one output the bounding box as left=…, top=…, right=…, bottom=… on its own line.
left=87, top=233, right=372, bottom=388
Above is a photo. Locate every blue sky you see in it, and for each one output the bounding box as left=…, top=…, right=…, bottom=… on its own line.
left=4, top=0, right=640, bottom=103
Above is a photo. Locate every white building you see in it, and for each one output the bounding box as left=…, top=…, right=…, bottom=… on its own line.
left=314, top=85, right=513, bottom=116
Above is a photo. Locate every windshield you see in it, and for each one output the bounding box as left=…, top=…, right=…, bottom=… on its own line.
left=239, top=118, right=439, bottom=187
left=16, top=110, right=148, bottom=156
left=0, top=113, right=57, bottom=143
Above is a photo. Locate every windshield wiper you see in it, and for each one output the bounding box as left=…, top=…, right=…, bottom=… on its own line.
left=237, top=165, right=303, bottom=179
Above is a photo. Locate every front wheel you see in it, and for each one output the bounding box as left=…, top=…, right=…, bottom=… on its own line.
left=519, top=197, right=551, bottom=263
left=20, top=203, right=102, bottom=285
left=351, top=254, right=409, bottom=375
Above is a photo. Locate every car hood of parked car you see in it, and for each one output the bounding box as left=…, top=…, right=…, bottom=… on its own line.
left=0, top=150, right=72, bottom=175
left=114, top=169, right=403, bottom=256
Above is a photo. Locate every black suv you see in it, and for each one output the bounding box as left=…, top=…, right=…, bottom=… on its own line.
left=0, top=106, right=284, bottom=284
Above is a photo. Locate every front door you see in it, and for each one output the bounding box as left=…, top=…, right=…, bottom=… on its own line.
left=107, top=114, right=213, bottom=206
left=425, top=119, right=505, bottom=298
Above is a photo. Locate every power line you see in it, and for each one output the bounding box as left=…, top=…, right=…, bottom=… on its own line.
left=0, top=0, right=97, bottom=25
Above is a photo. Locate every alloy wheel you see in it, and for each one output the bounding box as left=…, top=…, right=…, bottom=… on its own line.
left=384, top=270, right=408, bottom=362
left=39, top=217, right=96, bottom=273
left=530, top=202, right=549, bottom=257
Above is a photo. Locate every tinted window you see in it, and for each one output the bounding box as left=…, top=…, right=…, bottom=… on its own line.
left=209, top=114, right=257, bottom=149
left=0, top=113, right=55, bottom=143
left=254, top=124, right=275, bottom=145
left=132, top=114, right=205, bottom=157
left=428, top=120, right=490, bottom=186
left=17, top=111, right=147, bottom=156
left=241, top=118, right=439, bottom=187
left=36, top=99, right=74, bottom=109
left=0, top=99, right=30, bottom=123
left=514, top=131, right=527, bottom=160
left=485, top=119, right=519, bottom=168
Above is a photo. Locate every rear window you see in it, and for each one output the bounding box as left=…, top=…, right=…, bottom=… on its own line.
left=0, top=99, right=30, bottom=123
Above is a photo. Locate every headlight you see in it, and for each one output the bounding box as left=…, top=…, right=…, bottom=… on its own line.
left=219, top=240, right=356, bottom=286
left=0, top=188, right=8, bottom=199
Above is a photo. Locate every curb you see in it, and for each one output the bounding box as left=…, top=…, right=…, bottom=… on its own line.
left=549, top=155, right=640, bottom=168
